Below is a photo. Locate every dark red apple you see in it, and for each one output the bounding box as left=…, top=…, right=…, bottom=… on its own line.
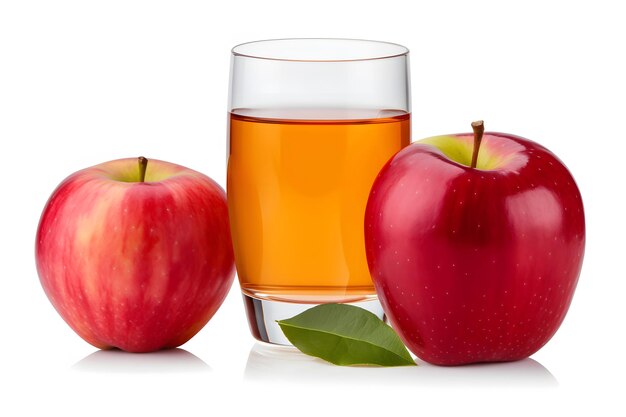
left=36, top=157, right=235, bottom=352
left=365, top=121, right=585, bottom=365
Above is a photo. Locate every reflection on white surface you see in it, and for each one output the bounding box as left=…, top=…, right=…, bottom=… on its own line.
left=245, top=343, right=558, bottom=387
left=73, top=348, right=211, bottom=374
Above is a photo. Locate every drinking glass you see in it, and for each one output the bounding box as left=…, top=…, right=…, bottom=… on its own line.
left=227, top=38, right=410, bottom=344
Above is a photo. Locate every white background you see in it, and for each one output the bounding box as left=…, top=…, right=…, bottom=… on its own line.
left=1, top=0, right=624, bottom=415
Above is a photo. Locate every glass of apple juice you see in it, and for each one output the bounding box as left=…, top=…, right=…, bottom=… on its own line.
left=227, top=38, right=411, bottom=344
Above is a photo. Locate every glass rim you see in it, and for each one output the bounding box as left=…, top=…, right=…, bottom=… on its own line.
left=231, top=38, right=409, bottom=63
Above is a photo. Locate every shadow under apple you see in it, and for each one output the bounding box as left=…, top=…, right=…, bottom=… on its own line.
left=73, top=348, right=211, bottom=374
left=244, top=342, right=557, bottom=387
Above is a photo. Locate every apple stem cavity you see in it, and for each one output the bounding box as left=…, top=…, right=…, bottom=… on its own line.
left=138, top=156, right=148, bottom=183
left=470, top=120, right=485, bottom=169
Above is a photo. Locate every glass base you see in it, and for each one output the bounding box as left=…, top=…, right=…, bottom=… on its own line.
left=242, top=292, right=385, bottom=345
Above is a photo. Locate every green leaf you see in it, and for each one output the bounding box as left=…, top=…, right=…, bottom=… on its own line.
left=277, top=303, right=416, bottom=367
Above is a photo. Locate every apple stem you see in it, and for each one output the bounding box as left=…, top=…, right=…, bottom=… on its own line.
left=138, top=156, right=148, bottom=182
left=470, top=120, right=485, bottom=169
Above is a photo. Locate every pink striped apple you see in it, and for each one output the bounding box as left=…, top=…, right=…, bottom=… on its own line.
left=36, top=157, right=235, bottom=352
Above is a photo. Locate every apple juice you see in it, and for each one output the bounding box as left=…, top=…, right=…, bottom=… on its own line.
left=228, top=109, right=410, bottom=303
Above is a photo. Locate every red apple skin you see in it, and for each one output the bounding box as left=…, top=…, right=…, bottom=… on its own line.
left=365, top=133, right=585, bottom=365
left=36, top=158, right=235, bottom=353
